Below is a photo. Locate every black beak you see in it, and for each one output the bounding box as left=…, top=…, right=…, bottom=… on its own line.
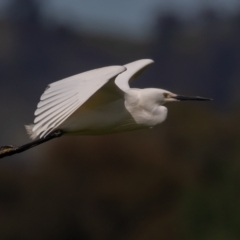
left=173, top=95, right=213, bottom=101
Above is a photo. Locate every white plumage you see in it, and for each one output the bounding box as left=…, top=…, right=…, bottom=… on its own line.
left=31, top=65, right=127, bottom=138
left=26, top=59, right=211, bottom=139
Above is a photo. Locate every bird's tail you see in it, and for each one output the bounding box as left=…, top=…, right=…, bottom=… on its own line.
left=25, top=124, right=38, bottom=140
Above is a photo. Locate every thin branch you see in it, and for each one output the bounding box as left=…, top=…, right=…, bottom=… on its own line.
left=0, top=130, right=64, bottom=159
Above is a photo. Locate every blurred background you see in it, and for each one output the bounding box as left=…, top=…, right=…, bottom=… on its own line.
left=0, top=0, right=240, bottom=239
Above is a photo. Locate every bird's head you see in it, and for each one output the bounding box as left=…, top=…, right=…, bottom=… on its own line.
left=156, top=89, right=212, bottom=105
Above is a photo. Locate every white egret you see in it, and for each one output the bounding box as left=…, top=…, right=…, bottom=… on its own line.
left=0, top=59, right=211, bottom=158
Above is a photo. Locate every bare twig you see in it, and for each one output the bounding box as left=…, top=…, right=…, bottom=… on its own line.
left=0, top=130, right=64, bottom=159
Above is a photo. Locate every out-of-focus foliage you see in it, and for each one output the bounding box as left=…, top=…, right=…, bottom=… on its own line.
left=0, top=1, right=240, bottom=240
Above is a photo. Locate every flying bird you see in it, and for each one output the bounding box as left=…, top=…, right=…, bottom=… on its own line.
left=0, top=59, right=212, bottom=158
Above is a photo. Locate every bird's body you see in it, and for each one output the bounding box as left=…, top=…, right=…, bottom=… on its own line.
left=0, top=59, right=212, bottom=159
left=26, top=59, right=211, bottom=140
left=58, top=88, right=168, bottom=136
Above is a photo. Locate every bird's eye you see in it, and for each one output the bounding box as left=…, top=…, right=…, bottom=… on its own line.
left=163, top=93, right=170, bottom=98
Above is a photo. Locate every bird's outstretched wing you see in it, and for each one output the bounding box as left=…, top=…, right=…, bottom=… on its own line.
left=30, top=66, right=126, bottom=139
left=115, top=59, right=154, bottom=91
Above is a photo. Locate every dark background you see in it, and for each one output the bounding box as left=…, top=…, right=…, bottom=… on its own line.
left=0, top=0, right=240, bottom=239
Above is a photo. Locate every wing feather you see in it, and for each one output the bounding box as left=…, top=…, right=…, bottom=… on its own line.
left=33, top=96, right=78, bottom=126
left=37, top=91, right=76, bottom=109
left=40, top=85, right=76, bottom=100
left=115, top=59, right=154, bottom=91
left=30, top=66, right=126, bottom=139
left=38, top=101, right=81, bottom=138
left=35, top=92, right=78, bottom=117
left=39, top=101, right=82, bottom=137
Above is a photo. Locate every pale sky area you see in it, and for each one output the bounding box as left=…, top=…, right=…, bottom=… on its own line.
left=1, top=0, right=240, bottom=41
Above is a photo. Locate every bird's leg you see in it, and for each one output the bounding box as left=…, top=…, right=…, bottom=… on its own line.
left=0, top=130, right=64, bottom=159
